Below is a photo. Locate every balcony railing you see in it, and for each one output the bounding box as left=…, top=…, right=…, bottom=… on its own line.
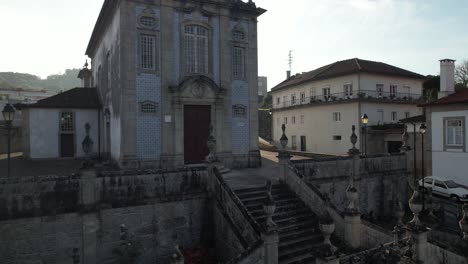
left=273, top=90, right=426, bottom=109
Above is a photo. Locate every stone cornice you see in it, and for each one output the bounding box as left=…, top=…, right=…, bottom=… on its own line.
left=85, top=0, right=120, bottom=57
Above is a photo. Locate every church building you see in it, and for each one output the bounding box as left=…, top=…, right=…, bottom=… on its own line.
left=85, top=0, right=265, bottom=168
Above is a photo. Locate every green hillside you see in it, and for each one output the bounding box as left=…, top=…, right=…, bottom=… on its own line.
left=0, top=69, right=81, bottom=93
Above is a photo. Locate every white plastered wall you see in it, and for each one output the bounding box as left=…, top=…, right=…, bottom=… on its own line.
left=431, top=109, right=468, bottom=186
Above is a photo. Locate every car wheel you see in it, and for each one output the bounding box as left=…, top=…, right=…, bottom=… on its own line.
left=450, top=195, right=460, bottom=202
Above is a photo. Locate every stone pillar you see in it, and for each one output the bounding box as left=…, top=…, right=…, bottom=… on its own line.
left=406, top=190, right=429, bottom=263
left=80, top=169, right=97, bottom=210
left=344, top=125, right=362, bottom=249
left=262, top=231, right=279, bottom=264
left=82, top=214, right=99, bottom=264
left=459, top=203, right=468, bottom=241
left=79, top=168, right=98, bottom=264
left=277, top=124, right=291, bottom=181
left=262, top=181, right=278, bottom=264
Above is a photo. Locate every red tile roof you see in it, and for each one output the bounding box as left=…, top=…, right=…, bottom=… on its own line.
left=271, top=58, right=426, bottom=92
left=424, top=89, right=468, bottom=106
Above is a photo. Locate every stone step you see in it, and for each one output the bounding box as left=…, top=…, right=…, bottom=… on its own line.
left=257, top=212, right=314, bottom=227
left=279, top=252, right=316, bottom=264
left=278, top=220, right=316, bottom=234
left=235, top=188, right=291, bottom=200
left=233, top=184, right=286, bottom=195
left=279, top=228, right=319, bottom=243
left=241, top=196, right=300, bottom=207
left=278, top=241, right=319, bottom=262
left=279, top=233, right=323, bottom=251
left=253, top=207, right=310, bottom=222
left=246, top=201, right=306, bottom=214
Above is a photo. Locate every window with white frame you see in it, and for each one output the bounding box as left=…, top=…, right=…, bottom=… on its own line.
left=391, top=111, right=398, bottom=121
left=390, top=85, right=397, bottom=98
left=292, top=116, right=296, bottom=124
left=291, top=135, right=297, bottom=150
left=300, top=92, right=306, bottom=104
left=445, top=118, right=464, bottom=147
left=60, top=112, right=74, bottom=132
left=323, top=87, right=330, bottom=99
left=291, top=94, right=297, bottom=105
left=300, top=115, right=304, bottom=124
left=276, top=97, right=280, bottom=105
left=283, top=96, right=287, bottom=106
left=140, top=34, right=156, bottom=70
left=310, top=87, right=316, bottom=99
left=376, top=84, right=384, bottom=97
left=184, top=25, right=209, bottom=74
left=377, top=109, right=384, bottom=124
left=344, top=84, right=353, bottom=98
left=333, top=112, right=341, bottom=122
left=405, top=112, right=410, bottom=119
left=232, top=47, right=245, bottom=79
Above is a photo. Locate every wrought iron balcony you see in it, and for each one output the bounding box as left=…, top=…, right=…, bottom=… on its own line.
left=273, top=90, right=426, bottom=110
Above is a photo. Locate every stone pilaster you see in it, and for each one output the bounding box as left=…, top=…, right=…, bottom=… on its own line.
left=262, top=181, right=278, bottom=264
left=277, top=124, right=291, bottom=181
left=344, top=125, right=362, bottom=249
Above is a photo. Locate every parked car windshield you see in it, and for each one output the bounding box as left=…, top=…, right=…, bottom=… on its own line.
left=444, top=181, right=458, bottom=188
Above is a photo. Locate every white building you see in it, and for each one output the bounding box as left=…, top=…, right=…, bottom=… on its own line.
left=271, top=58, right=426, bottom=155
left=17, top=83, right=101, bottom=159
left=426, top=59, right=468, bottom=187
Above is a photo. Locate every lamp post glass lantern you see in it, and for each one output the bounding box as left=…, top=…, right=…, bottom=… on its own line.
left=2, top=103, right=16, bottom=178
left=361, top=114, right=369, bottom=156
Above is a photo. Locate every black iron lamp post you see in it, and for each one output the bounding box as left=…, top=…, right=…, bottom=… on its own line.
left=361, top=114, right=369, bottom=156
left=2, top=103, right=16, bottom=177
left=420, top=123, right=427, bottom=210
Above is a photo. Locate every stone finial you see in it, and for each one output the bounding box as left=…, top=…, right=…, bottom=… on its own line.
left=81, top=123, right=94, bottom=168
left=319, top=210, right=337, bottom=256
left=120, top=224, right=129, bottom=241
left=170, top=245, right=184, bottom=264
left=400, top=125, right=411, bottom=152
left=459, top=203, right=468, bottom=240
left=408, top=190, right=424, bottom=229
left=206, top=123, right=217, bottom=163
left=346, top=183, right=359, bottom=213
left=280, top=124, right=288, bottom=150
left=264, top=180, right=277, bottom=232
left=84, top=60, right=89, bottom=69
left=395, top=199, right=405, bottom=226
left=348, top=125, right=360, bottom=156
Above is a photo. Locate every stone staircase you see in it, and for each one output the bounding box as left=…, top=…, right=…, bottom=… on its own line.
left=234, top=183, right=324, bottom=264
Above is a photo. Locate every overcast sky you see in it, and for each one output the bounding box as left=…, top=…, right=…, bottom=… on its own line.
left=1, top=0, right=467, bottom=90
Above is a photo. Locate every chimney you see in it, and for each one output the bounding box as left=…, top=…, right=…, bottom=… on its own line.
left=439, top=59, right=456, bottom=99
left=286, top=70, right=291, bottom=79
left=78, top=60, right=92, bottom=88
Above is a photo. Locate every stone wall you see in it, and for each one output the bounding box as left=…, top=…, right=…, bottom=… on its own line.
left=292, top=154, right=409, bottom=219
left=0, top=126, right=21, bottom=154
left=0, top=167, right=208, bottom=220
left=0, top=167, right=212, bottom=263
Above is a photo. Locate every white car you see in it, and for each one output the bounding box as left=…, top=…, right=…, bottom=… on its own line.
left=418, top=176, right=468, bottom=202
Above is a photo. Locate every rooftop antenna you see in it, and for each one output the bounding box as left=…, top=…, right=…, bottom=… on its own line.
left=288, top=50, right=294, bottom=72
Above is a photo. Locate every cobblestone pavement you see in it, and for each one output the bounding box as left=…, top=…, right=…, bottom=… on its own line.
left=0, top=153, right=83, bottom=178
